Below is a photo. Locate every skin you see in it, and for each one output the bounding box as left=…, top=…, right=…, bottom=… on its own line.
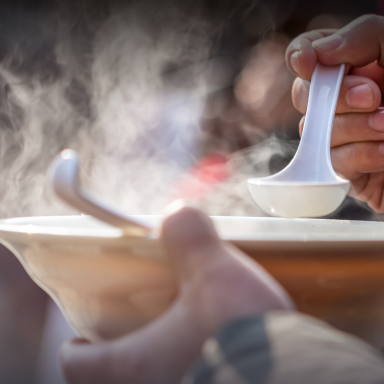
left=286, top=14, right=384, bottom=212
left=60, top=15, right=384, bottom=382
left=60, top=207, right=293, bottom=384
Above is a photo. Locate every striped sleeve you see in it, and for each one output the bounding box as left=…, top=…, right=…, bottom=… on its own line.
left=182, top=312, right=384, bottom=384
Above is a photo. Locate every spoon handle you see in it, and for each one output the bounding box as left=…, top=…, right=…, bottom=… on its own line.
left=293, top=63, right=345, bottom=181
left=48, top=150, right=155, bottom=236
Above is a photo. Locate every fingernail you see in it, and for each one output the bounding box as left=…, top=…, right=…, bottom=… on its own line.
left=312, top=34, right=343, bottom=51
left=345, top=84, right=373, bottom=110
left=369, top=109, right=384, bottom=132
left=162, top=207, right=218, bottom=254
left=291, top=51, right=301, bottom=74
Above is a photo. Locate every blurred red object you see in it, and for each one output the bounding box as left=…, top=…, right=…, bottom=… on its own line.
left=172, top=153, right=229, bottom=200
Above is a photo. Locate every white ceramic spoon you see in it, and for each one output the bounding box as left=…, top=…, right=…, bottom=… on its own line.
left=248, top=63, right=350, bottom=218
left=47, top=149, right=154, bottom=236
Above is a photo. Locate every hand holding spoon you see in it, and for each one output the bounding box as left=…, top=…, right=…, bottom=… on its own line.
left=48, top=149, right=154, bottom=236
left=248, top=63, right=350, bottom=218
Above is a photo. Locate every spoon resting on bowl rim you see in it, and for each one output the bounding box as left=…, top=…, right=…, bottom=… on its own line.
left=47, top=149, right=154, bottom=236
left=248, top=63, right=350, bottom=218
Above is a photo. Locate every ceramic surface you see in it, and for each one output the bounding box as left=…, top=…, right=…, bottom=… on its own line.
left=248, top=64, right=350, bottom=218
left=1, top=215, right=384, bottom=346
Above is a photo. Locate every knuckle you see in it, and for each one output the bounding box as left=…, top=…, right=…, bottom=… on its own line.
left=360, top=14, right=377, bottom=23
left=342, top=15, right=384, bottom=42
left=348, top=143, right=360, bottom=167
left=333, top=144, right=355, bottom=177
left=351, top=14, right=384, bottom=38
left=356, top=14, right=382, bottom=28
left=332, top=114, right=342, bottom=130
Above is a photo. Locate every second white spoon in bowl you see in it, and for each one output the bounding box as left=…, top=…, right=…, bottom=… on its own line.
left=48, top=149, right=155, bottom=236
left=248, top=63, right=350, bottom=218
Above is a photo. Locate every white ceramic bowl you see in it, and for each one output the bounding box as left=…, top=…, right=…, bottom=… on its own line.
left=1, top=215, right=384, bottom=346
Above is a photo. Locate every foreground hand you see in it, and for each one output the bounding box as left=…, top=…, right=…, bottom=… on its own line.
left=60, top=208, right=293, bottom=384
left=286, top=15, right=384, bottom=212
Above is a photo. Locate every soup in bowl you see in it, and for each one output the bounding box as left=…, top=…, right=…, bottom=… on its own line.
left=1, top=215, right=384, bottom=347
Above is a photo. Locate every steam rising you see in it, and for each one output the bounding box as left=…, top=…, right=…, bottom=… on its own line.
left=0, top=0, right=294, bottom=218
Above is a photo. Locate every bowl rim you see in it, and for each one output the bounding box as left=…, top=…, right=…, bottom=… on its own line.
left=0, top=215, right=384, bottom=244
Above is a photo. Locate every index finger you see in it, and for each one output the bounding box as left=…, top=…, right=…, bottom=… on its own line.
left=286, top=29, right=337, bottom=80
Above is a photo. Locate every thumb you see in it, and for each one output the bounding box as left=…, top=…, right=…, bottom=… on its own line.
left=161, top=207, right=226, bottom=281
left=59, top=208, right=240, bottom=384
left=312, top=15, right=384, bottom=67
left=161, top=207, right=293, bottom=314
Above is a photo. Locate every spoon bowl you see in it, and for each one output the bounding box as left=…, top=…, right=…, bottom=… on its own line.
left=249, top=64, right=350, bottom=218
left=248, top=180, right=350, bottom=218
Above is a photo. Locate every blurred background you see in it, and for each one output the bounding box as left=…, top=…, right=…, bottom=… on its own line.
left=0, top=0, right=382, bottom=382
